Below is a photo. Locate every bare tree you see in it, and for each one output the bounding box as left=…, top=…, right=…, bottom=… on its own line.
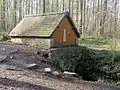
left=0, top=0, right=120, bottom=38
left=99, top=0, right=107, bottom=34
left=13, top=0, right=17, bottom=27
left=43, top=0, right=45, bottom=13
left=19, top=0, right=22, bottom=21
left=80, top=0, right=83, bottom=34
left=1, top=0, right=6, bottom=31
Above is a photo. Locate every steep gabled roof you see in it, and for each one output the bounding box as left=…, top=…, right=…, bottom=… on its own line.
left=9, top=11, right=80, bottom=38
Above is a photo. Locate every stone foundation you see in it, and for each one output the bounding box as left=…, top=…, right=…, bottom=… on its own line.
left=49, top=46, right=88, bottom=71
left=11, top=38, right=51, bottom=51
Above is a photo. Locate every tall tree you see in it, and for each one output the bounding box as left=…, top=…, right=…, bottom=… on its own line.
left=71, top=0, right=74, bottom=18
left=56, top=0, right=59, bottom=12
left=76, top=0, right=79, bottom=27
left=19, top=0, right=22, bottom=21
left=0, top=0, right=120, bottom=38
left=63, top=0, right=65, bottom=11
left=68, top=0, right=71, bottom=13
left=80, top=0, right=83, bottom=34
left=100, top=0, right=107, bottom=34
left=13, top=0, right=17, bottom=27
left=114, top=0, right=117, bottom=31
left=1, top=0, right=6, bottom=31
left=83, top=0, right=86, bottom=34
left=43, top=0, right=45, bottom=13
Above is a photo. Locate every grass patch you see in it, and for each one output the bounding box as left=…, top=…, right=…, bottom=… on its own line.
left=78, top=37, right=110, bottom=50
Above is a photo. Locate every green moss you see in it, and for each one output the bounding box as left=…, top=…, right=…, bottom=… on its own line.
left=117, top=81, right=120, bottom=85
left=78, top=38, right=110, bottom=50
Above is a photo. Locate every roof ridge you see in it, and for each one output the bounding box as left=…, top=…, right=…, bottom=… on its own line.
left=25, top=11, right=69, bottom=17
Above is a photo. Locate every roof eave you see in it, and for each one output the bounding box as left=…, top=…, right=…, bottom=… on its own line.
left=9, top=36, right=52, bottom=38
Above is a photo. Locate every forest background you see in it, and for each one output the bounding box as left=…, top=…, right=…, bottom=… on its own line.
left=0, top=0, right=119, bottom=39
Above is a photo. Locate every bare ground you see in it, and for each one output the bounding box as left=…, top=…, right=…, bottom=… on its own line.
left=0, top=43, right=120, bottom=90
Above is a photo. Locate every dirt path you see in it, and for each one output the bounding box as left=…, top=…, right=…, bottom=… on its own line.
left=0, top=43, right=120, bottom=90
left=0, top=76, right=54, bottom=90
left=0, top=69, right=120, bottom=90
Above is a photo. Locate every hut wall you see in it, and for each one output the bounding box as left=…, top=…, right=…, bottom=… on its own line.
left=52, top=17, right=77, bottom=47
left=11, top=38, right=51, bottom=50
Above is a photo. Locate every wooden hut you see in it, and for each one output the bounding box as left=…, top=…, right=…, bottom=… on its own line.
left=9, top=12, right=80, bottom=50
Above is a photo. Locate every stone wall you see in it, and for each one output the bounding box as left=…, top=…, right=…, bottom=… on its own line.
left=50, top=46, right=88, bottom=71
left=11, top=38, right=51, bottom=51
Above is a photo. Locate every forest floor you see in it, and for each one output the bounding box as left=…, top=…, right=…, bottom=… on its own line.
left=0, top=42, right=120, bottom=90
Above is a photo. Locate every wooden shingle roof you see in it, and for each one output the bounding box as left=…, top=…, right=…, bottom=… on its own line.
left=9, top=12, right=80, bottom=38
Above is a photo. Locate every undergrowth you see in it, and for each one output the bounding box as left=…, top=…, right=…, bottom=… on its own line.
left=78, top=37, right=120, bottom=85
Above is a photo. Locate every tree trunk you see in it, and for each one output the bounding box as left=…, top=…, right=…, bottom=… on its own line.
left=100, top=0, right=107, bottom=35
left=1, top=0, right=6, bottom=31
left=80, top=0, right=83, bottom=35
left=114, top=0, right=117, bottom=31
left=43, top=0, right=45, bottom=13
left=19, top=0, right=22, bottom=21
left=76, top=0, right=79, bottom=27
left=63, top=0, right=65, bottom=11
left=68, top=0, right=71, bottom=13
left=13, top=0, right=17, bottom=27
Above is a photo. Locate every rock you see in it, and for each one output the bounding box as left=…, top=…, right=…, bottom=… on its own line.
left=9, top=87, right=14, bottom=90
left=63, top=71, right=77, bottom=75
left=0, top=55, right=7, bottom=62
left=10, top=49, right=19, bottom=54
left=2, top=48, right=6, bottom=51
left=43, top=68, right=51, bottom=73
left=52, top=71, right=59, bottom=76
left=25, top=64, right=37, bottom=69
left=10, top=56, right=14, bottom=59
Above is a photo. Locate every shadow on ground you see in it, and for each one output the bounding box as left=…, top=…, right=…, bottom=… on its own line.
left=0, top=77, right=55, bottom=90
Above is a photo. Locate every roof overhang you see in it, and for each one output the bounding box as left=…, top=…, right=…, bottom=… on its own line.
left=9, top=36, right=52, bottom=38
